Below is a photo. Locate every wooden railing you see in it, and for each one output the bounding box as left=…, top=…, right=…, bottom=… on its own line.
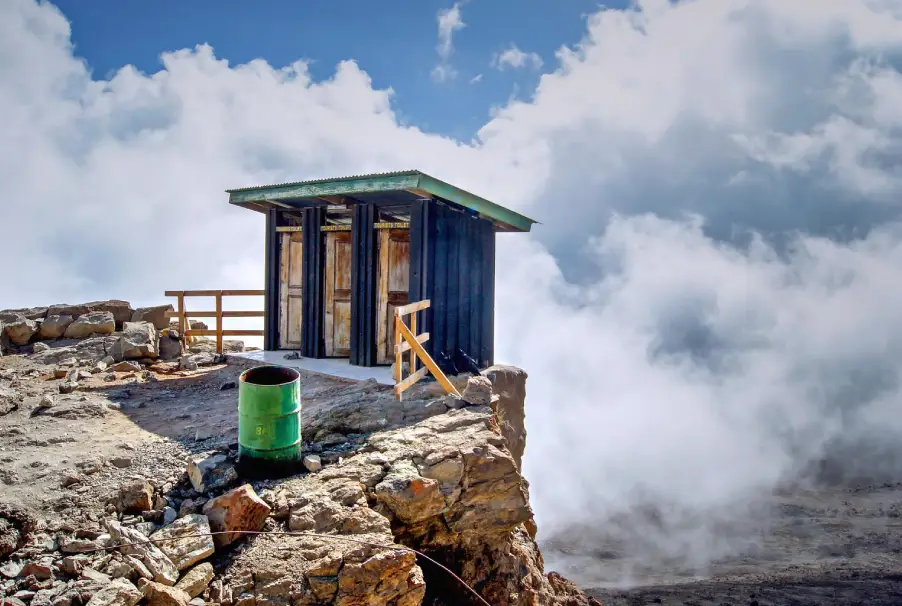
left=164, top=290, right=264, bottom=354
left=394, top=299, right=461, bottom=400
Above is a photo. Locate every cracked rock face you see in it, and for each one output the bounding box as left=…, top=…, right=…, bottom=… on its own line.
left=224, top=395, right=597, bottom=606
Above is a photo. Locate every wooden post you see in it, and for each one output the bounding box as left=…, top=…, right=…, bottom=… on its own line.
left=177, top=294, right=186, bottom=350
left=409, top=311, right=417, bottom=376
left=394, top=315, right=402, bottom=384
left=215, top=292, right=223, bottom=354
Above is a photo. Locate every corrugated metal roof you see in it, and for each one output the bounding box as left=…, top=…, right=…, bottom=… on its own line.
left=225, top=170, right=420, bottom=193
left=226, top=169, right=537, bottom=232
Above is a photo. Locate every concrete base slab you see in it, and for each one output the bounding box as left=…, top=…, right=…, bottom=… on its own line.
left=227, top=350, right=395, bottom=386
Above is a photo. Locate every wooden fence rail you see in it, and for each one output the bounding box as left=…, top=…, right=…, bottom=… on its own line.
left=394, top=299, right=461, bottom=400
left=164, top=290, right=264, bottom=354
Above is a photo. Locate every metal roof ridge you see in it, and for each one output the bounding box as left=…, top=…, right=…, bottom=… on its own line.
left=225, top=169, right=421, bottom=193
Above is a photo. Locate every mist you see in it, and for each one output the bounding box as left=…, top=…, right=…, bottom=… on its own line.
left=3, top=0, right=902, bottom=588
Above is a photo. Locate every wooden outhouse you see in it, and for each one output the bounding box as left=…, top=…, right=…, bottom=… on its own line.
left=227, top=170, right=536, bottom=374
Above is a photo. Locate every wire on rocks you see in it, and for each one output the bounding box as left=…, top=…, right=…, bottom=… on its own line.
left=74, top=529, right=492, bottom=606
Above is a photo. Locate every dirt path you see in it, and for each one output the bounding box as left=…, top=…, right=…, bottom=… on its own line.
left=0, top=353, right=361, bottom=517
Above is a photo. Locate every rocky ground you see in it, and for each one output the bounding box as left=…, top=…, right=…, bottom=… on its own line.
left=574, top=480, right=902, bottom=605
left=0, top=301, right=597, bottom=606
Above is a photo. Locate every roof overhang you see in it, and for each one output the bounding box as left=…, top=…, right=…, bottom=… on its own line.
left=226, top=170, right=537, bottom=233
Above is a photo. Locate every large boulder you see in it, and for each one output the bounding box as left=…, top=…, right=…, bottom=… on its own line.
left=0, top=307, right=47, bottom=321
left=64, top=311, right=115, bottom=339
left=482, top=365, right=528, bottom=470
left=131, top=305, right=174, bottom=331
left=47, top=303, right=92, bottom=319
left=106, top=520, right=179, bottom=586
left=39, top=314, right=74, bottom=339
left=111, top=321, right=159, bottom=360
left=148, top=514, right=215, bottom=571
left=84, top=578, right=142, bottom=606
left=140, top=581, right=190, bottom=606
left=202, top=484, right=271, bottom=548
left=4, top=316, right=38, bottom=345
left=86, top=300, right=134, bottom=329
left=158, top=331, right=182, bottom=360
left=173, top=563, right=213, bottom=598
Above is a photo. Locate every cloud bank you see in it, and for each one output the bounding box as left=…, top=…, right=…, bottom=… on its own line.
left=3, top=0, right=902, bottom=587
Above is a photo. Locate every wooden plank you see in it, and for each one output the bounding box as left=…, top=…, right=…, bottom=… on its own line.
left=394, top=316, right=402, bottom=384
left=166, top=289, right=264, bottom=297
left=323, top=231, right=352, bottom=357
left=324, top=232, right=336, bottom=356
left=221, top=290, right=265, bottom=296
left=393, top=366, right=428, bottom=397
left=279, top=233, right=290, bottom=348
left=395, top=299, right=430, bottom=317
left=186, top=329, right=264, bottom=337
left=395, top=332, right=429, bottom=354
left=396, top=320, right=461, bottom=397
left=216, top=293, right=223, bottom=354
left=224, top=311, right=265, bottom=318
left=287, top=232, right=303, bottom=347
left=409, top=310, right=416, bottom=375
left=165, top=311, right=264, bottom=318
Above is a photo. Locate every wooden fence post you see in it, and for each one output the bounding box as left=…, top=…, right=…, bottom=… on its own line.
left=177, top=293, right=186, bottom=350
left=215, top=291, right=223, bottom=354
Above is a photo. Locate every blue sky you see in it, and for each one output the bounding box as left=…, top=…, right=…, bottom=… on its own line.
left=53, top=0, right=614, bottom=140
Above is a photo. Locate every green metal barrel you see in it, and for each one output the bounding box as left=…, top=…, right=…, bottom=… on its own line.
left=237, top=365, right=302, bottom=477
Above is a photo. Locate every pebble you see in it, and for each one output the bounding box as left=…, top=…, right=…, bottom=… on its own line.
left=39, top=395, right=54, bottom=408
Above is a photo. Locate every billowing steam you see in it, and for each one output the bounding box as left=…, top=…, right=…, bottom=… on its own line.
left=2, top=0, right=902, bottom=587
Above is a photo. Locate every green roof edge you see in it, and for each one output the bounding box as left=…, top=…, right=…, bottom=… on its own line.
left=226, top=170, right=537, bottom=233
left=414, top=173, right=535, bottom=232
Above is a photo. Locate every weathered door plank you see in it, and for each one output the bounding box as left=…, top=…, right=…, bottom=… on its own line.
left=324, top=231, right=352, bottom=357
left=376, top=229, right=411, bottom=364
left=279, top=232, right=303, bottom=349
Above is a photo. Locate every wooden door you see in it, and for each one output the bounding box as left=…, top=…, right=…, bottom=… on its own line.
left=278, top=232, right=303, bottom=349
left=376, top=228, right=410, bottom=364
left=324, top=230, right=352, bottom=357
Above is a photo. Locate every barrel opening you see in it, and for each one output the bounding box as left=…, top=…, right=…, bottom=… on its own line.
left=241, top=365, right=300, bottom=386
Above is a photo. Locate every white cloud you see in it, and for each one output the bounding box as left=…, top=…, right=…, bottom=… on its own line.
left=432, top=2, right=466, bottom=82
left=436, top=2, right=465, bottom=60
left=469, top=73, right=483, bottom=84
left=492, top=44, right=543, bottom=70
left=4, top=0, right=902, bottom=587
